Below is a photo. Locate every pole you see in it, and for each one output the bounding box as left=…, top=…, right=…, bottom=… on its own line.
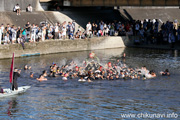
left=12, top=53, right=14, bottom=90
left=10, top=53, right=14, bottom=90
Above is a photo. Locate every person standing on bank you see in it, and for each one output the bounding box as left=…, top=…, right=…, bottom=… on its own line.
left=12, top=68, right=21, bottom=91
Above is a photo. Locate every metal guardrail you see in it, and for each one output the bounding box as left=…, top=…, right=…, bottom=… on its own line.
left=40, top=0, right=180, bottom=6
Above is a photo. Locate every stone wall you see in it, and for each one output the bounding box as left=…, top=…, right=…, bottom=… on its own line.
left=0, top=36, right=128, bottom=59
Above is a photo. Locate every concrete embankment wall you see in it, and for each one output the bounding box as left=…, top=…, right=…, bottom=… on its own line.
left=0, top=11, right=84, bottom=32
left=0, top=37, right=128, bottom=59
left=0, top=0, right=43, bottom=11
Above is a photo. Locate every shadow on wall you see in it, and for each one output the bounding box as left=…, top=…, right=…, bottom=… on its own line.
left=59, top=7, right=130, bottom=28
left=40, top=0, right=64, bottom=11
left=123, top=9, right=134, bottom=21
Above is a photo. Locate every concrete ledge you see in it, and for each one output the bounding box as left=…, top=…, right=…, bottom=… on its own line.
left=0, top=36, right=127, bottom=59
left=0, top=0, right=43, bottom=11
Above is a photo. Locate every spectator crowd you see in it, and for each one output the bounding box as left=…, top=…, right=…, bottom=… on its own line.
left=85, top=19, right=180, bottom=48
left=0, top=20, right=76, bottom=45
left=0, top=18, right=180, bottom=48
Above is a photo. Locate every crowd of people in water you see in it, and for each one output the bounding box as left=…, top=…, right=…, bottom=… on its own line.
left=0, top=52, right=171, bottom=93
left=20, top=52, right=169, bottom=82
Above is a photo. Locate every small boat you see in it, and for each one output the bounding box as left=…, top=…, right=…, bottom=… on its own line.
left=0, top=53, right=31, bottom=97
left=0, top=86, right=31, bottom=98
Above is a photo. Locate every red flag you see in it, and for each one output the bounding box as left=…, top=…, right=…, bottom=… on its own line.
left=9, top=53, right=14, bottom=83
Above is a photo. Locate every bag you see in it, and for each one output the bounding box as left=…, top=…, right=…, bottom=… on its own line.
left=13, top=7, right=16, bottom=12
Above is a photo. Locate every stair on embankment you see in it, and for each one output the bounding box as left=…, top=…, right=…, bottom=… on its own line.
left=0, top=11, right=83, bottom=31
left=3, top=12, right=52, bottom=27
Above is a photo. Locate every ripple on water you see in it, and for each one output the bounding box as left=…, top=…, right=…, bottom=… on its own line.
left=0, top=48, right=180, bottom=119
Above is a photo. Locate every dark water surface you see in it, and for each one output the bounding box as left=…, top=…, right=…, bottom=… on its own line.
left=0, top=48, right=180, bottom=120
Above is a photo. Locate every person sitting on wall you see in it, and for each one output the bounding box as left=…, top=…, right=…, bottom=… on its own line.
left=13, top=4, right=21, bottom=15
left=26, top=4, right=33, bottom=12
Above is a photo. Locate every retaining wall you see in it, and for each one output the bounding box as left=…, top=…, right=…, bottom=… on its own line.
left=0, top=36, right=128, bottom=59
left=0, top=0, right=43, bottom=11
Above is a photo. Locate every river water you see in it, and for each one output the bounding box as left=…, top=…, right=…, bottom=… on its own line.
left=0, top=48, right=179, bottom=120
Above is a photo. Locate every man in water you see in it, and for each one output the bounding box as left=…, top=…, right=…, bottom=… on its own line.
left=30, top=72, right=34, bottom=78
left=12, top=68, right=21, bottom=91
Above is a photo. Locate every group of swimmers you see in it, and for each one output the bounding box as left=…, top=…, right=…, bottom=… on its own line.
left=0, top=52, right=171, bottom=95
left=34, top=52, right=170, bottom=82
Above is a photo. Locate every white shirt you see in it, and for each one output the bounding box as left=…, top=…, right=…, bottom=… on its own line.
left=62, top=27, right=66, bottom=35
left=54, top=26, right=59, bottom=32
left=28, top=6, right=32, bottom=12
left=152, top=19, right=156, bottom=24
left=104, top=24, right=107, bottom=28
left=15, top=5, right=20, bottom=10
left=31, top=26, right=37, bottom=34
left=1, top=26, right=4, bottom=33
left=86, top=23, right=92, bottom=31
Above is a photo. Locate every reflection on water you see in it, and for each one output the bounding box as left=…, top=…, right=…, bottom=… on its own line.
left=0, top=48, right=180, bottom=119
left=7, top=98, right=18, bottom=117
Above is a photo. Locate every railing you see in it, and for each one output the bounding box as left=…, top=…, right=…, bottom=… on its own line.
left=40, top=0, right=180, bottom=6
